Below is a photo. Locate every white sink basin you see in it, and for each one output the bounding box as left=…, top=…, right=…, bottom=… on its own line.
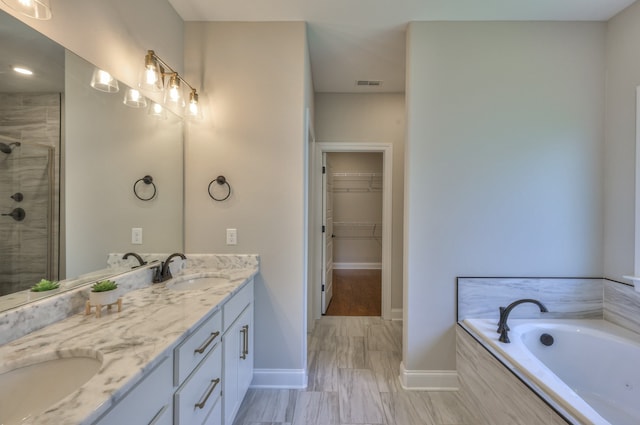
left=167, top=276, right=228, bottom=291
left=0, top=350, right=102, bottom=424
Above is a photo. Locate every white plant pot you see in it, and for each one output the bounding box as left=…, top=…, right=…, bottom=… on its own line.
left=90, top=289, right=120, bottom=305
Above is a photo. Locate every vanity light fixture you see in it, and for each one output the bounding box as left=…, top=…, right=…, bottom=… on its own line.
left=138, top=50, right=201, bottom=119
left=90, top=68, right=119, bottom=93
left=123, top=88, right=147, bottom=108
left=2, top=0, right=52, bottom=20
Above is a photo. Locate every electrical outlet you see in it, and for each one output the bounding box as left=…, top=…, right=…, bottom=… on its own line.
left=226, top=228, right=237, bottom=245
left=132, top=227, right=143, bottom=244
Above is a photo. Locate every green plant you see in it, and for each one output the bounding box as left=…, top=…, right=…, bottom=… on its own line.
left=31, top=279, right=60, bottom=292
left=91, top=280, right=118, bottom=292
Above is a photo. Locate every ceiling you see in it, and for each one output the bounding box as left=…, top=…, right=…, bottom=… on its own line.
left=167, top=0, right=636, bottom=93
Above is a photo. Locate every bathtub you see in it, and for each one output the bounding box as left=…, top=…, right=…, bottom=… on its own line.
left=463, top=318, right=640, bottom=425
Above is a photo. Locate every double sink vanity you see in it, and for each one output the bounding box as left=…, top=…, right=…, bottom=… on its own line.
left=0, top=254, right=258, bottom=425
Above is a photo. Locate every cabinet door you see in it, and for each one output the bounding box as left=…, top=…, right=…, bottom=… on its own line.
left=223, top=305, right=253, bottom=425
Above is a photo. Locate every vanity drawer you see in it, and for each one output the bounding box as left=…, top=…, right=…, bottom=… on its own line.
left=223, top=279, right=253, bottom=331
left=174, top=344, right=222, bottom=425
left=175, top=309, right=222, bottom=384
left=93, top=355, right=173, bottom=425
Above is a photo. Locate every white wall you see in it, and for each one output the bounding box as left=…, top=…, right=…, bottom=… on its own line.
left=315, top=93, right=405, bottom=311
left=183, top=22, right=310, bottom=384
left=405, top=22, right=605, bottom=376
left=604, top=1, right=640, bottom=279
left=0, top=0, right=183, bottom=99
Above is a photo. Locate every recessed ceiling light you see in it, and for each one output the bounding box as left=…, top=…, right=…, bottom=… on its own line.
left=13, top=66, right=33, bottom=76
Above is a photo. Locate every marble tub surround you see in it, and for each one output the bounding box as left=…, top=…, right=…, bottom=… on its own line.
left=0, top=260, right=259, bottom=424
left=457, top=277, right=603, bottom=321
left=604, top=279, right=640, bottom=335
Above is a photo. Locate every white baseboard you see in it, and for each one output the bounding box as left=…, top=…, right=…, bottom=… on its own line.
left=250, top=369, right=308, bottom=389
left=333, top=262, right=382, bottom=270
left=391, top=308, right=403, bottom=321
left=399, top=362, right=459, bottom=390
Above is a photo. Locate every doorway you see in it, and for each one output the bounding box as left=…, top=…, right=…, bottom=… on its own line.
left=323, top=152, right=383, bottom=316
left=311, top=142, right=393, bottom=321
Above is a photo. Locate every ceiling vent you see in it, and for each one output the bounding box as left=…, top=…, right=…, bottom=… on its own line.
left=356, top=80, right=382, bottom=87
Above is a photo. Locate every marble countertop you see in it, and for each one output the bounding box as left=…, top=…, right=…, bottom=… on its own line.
left=0, top=262, right=258, bottom=425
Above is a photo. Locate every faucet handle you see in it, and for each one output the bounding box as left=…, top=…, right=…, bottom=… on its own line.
left=497, top=306, right=510, bottom=333
left=152, top=263, right=163, bottom=283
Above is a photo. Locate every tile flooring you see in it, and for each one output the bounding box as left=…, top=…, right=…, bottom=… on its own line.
left=232, top=316, right=474, bottom=425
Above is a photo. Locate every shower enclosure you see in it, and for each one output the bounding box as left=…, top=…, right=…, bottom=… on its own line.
left=0, top=93, right=60, bottom=296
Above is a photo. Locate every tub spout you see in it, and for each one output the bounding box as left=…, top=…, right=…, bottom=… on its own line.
left=497, top=299, right=548, bottom=343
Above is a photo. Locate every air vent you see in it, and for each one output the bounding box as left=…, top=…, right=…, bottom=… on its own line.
left=356, top=80, right=383, bottom=87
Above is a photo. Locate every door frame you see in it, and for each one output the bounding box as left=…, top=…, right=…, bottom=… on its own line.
left=311, top=142, right=393, bottom=320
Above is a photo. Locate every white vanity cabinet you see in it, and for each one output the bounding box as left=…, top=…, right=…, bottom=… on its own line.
left=222, top=281, right=254, bottom=425
left=90, top=278, right=254, bottom=425
left=92, top=355, right=174, bottom=425
left=173, top=307, right=223, bottom=425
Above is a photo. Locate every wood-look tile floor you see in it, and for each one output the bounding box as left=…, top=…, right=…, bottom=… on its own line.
left=232, top=316, right=475, bottom=425
left=325, top=270, right=382, bottom=316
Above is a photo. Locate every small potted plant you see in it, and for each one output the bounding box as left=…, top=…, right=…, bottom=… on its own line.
left=30, top=279, right=60, bottom=292
left=89, top=279, right=119, bottom=306
left=29, top=279, right=60, bottom=299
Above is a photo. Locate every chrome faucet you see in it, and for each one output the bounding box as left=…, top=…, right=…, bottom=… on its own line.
left=497, top=299, right=548, bottom=343
left=153, top=253, right=187, bottom=283
left=122, top=252, right=147, bottom=267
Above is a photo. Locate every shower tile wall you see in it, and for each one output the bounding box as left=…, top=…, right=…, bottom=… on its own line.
left=0, top=93, right=60, bottom=295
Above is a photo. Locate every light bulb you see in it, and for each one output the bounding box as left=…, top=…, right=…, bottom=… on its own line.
left=123, top=88, right=147, bottom=108
left=164, top=74, right=184, bottom=107
left=90, top=68, right=119, bottom=93
left=2, top=0, right=52, bottom=20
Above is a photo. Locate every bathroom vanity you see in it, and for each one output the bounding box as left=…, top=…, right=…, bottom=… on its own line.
left=0, top=254, right=258, bottom=425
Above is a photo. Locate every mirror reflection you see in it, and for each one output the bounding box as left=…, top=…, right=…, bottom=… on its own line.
left=0, top=9, right=184, bottom=311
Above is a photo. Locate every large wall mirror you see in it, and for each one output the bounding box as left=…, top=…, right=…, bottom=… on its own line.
left=0, top=9, right=184, bottom=311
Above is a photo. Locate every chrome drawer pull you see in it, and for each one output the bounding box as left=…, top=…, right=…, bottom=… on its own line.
left=148, top=404, right=168, bottom=425
left=195, top=378, right=221, bottom=409
left=240, top=324, right=249, bottom=359
left=194, top=331, right=220, bottom=354
left=240, top=326, right=247, bottom=359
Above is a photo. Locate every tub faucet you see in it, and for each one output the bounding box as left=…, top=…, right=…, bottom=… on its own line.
left=122, top=252, right=147, bottom=267
left=153, top=253, right=187, bottom=283
left=497, top=299, right=548, bottom=343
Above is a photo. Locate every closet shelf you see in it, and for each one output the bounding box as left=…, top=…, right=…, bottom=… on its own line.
left=332, top=172, right=382, bottom=192
left=333, top=221, right=382, bottom=239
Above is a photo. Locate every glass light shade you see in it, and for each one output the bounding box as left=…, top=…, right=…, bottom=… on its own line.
left=90, top=68, right=119, bottom=93
left=123, top=88, right=147, bottom=108
left=164, top=74, right=184, bottom=107
left=185, top=89, right=203, bottom=120
left=2, top=0, right=52, bottom=20
left=138, top=51, right=163, bottom=92
left=148, top=102, right=167, bottom=120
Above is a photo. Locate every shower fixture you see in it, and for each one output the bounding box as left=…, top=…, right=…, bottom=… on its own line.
left=0, top=142, right=20, bottom=154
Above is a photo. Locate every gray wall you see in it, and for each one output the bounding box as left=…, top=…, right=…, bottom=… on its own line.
left=64, top=51, right=184, bottom=278
left=604, top=1, right=640, bottom=280
left=405, top=21, right=606, bottom=376
left=315, top=93, right=405, bottom=312
left=183, top=22, right=312, bottom=384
